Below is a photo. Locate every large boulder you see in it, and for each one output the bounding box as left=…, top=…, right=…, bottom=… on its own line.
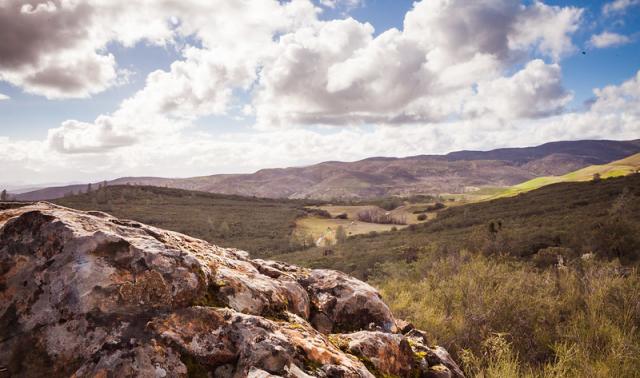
left=0, top=203, right=463, bottom=377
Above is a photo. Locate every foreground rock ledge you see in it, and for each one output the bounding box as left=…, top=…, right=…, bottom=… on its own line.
left=0, top=203, right=464, bottom=378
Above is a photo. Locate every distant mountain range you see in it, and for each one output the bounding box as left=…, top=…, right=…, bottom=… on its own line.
left=14, top=139, right=640, bottom=201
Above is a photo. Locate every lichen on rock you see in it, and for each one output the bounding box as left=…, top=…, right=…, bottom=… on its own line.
left=0, top=203, right=463, bottom=377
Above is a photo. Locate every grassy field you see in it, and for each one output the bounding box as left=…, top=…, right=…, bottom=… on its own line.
left=310, top=201, right=446, bottom=224
left=294, top=216, right=403, bottom=246
left=54, top=185, right=318, bottom=258
left=298, top=200, right=450, bottom=245
left=488, top=152, right=640, bottom=199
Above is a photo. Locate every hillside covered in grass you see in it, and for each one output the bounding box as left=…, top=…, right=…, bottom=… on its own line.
left=54, top=185, right=319, bottom=257
left=274, top=173, right=640, bottom=376
left=489, top=152, right=640, bottom=199
left=275, top=173, right=640, bottom=278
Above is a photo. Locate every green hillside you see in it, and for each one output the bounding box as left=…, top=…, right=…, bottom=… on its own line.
left=489, top=152, right=640, bottom=199
left=275, top=173, right=640, bottom=277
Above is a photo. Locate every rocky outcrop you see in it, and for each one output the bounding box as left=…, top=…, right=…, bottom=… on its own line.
left=0, top=203, right=464, bottom=377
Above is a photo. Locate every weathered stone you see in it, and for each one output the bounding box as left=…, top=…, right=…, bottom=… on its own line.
left=332, top=331, right=416, bottom=377
left=0, top=203, right=463, bottom=377
left=331, top=330, right=465, bottom=378
left=406, top=331, right=465, bottom=378
left=301, top=269, right=397, bottom=334
left=150, top=307, right=373, bottom=377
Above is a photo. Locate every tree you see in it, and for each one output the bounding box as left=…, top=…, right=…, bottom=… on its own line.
left=0, top=189, right=7, bottom=201
left=592, top=173, right=601, bottom=182
left=87, top=183, right=92, bottom=193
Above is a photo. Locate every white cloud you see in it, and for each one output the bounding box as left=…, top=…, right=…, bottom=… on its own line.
left=319, top=0, right=363, bottom=9
left=0, top=0, right=311, bottom=99
left=47, top=117, right=138, bottom=154
left=2, top=0, right=582, bottom=127
left=37, top=0, right=319, bottom=152
left=590, top=70, right=640, bottom=116
left=589, top=31, right=632, bottom=48
left=603, top=0, right=640, bottom=15
left=464, top=60, right=573, bottom=119
left=0, top=92, right=8, bottom=100
left=0, top=0, right=176, bottom=99
left=254, top=0, right=582, bottom=127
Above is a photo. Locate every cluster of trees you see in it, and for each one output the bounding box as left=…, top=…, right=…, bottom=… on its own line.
left=0, top=189, right=9, bottom=201
left=356, top=208, right=407, bottom=225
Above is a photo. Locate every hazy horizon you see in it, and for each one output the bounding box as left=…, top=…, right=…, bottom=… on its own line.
left=2, top=136, right=638, bottom=188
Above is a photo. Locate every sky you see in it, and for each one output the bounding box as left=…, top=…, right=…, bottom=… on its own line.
left=0, top=0, right=639, bottom=187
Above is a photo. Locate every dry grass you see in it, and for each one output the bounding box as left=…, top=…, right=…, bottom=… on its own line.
left=374, top=251, right=640, bottom=377
left=294, top=216, right=402, bottom=246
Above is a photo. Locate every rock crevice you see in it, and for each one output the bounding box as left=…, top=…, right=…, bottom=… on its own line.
left=0, top=203, right=463, bottom=377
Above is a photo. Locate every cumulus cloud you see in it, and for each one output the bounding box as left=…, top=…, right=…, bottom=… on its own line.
left=254, top=0, right=582, bottom=127
left=319, top=0, right=363, bottom=9
left=47, top=117, right=138, bottom=154
left=40, top=0, right=318, bottom=153
left=0, top=92, right=8, bottom=100
left=589, top=31, right=632, bottom=48
left=2, top=0, right=582, bottom=127
left=603, top=0, right=640, bottom=15
left=0, top=0, right=185, bottom=99
left=590, top=70, right=640, bottom=116
left=0, top=0, right=117, bottom=98
left=464, top=60, right=573, bottom=119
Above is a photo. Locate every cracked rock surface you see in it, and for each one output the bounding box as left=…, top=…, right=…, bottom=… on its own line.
left=0, top=203, right=464, bottom=377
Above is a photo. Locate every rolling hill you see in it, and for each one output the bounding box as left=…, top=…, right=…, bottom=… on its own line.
left=489, top=152, right=640, bottom=199
left=14, top=139, right=640, bottom=201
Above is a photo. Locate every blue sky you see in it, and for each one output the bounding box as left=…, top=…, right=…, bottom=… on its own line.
left=0, top=0, right=639, bottom=185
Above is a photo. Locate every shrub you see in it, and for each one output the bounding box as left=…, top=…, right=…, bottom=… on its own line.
left=335, top=213, right=348, bottom=219
left=426, top=202, right=446, bottom=211
left=335, top=225, right=347, bottom=243
left=417, top=214, right=427, bottom=221
left=589, top=219, right=640, bottom=262
left=533, top=247, right=575, bottom=268
left=306, top=208, right=331, bottom=218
